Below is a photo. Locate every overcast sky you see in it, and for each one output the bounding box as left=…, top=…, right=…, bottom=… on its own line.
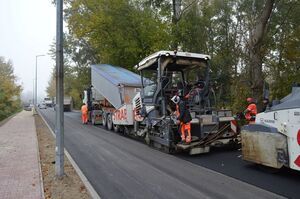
left=0, top=0, right=56, bottom=102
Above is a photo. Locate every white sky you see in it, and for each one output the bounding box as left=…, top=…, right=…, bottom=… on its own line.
left=0, top=0, right=56, bottom=102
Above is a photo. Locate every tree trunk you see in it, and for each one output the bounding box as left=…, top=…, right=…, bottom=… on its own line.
left=249, top=0, right=275, bottom=111
left=172, top=0, right=182, bottom=49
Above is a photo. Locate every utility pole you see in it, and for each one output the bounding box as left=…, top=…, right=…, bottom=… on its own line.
left=32, top=79, right=34, bottom=105
left=55, top=0, right=64, bottom=177
left=35, top=55, right=45, bottom=107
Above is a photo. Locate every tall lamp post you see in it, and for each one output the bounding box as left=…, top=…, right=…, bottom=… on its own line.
left=32, top=79, right=35, bottom=105
left=35, top=54, right=45, bottom=107
left=55, top=0, right=64, bottom=177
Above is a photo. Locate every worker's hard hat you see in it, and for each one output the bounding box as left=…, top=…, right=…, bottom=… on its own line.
left=171, top=95, right=180, bottom=104
left=247, top=97, right=253, bottom=103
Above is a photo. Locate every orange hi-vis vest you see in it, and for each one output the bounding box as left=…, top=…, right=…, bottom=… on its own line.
left=245, top=103, right=257, bottom=121
left=81, top=104, right=88, bottom=115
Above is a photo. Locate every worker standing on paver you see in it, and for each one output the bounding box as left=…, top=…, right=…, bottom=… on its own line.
left=244, top=97, right=257, bottom=124
left=81, top=103, right=88, bottom=124
left=171, top=95, right=192, bottom=144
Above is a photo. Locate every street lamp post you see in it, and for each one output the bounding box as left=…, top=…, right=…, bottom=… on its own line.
left=55, top=0, right=64, bottom=177
left=32, top=79, right=35, bottom=105
left=35, top=54, right=45, bottom=107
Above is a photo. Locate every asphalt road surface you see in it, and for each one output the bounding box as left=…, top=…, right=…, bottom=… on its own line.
left=39, top=108, right=300, bottom=199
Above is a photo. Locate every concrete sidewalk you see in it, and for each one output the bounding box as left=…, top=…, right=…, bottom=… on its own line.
left=0, top=111, right=44, bottom=199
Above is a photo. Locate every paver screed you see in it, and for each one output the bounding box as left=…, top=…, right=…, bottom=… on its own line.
left=0, top=111, right=43, bottom=199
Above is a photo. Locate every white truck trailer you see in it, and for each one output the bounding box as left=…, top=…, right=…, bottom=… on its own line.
left=53, top=96, right=73, bottom=112
left=84, top=64, right=142, bottom=129
left=63, top=96, right=73, bottom=112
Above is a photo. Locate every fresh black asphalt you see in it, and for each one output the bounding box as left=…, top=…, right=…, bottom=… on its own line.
left=39, top=109, right=298, bottom=199
left=177, top=149, right=300, bottom=199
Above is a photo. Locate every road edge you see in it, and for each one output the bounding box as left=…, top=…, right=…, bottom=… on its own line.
left=37, top=109, right=101, bottom=199
left=33, top=112, right=46, bottom=199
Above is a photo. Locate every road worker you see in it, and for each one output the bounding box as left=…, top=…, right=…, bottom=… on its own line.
left=244, top=97, right=257, bottom=124
left=171, top=95, right=192, bottom=144
left=81, top=103, right=88, bottom=124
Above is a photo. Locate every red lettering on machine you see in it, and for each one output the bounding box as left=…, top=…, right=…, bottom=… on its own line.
left=115, top=109, right=127, bottom=121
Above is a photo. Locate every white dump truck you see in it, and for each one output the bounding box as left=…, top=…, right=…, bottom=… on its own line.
left=83, top=64, right=141, bottom=127
left=43, top=97, right=53, bottom=107
left=63, top=96, right=73, bottom=112
left=53, top=96, right=73, bottom=112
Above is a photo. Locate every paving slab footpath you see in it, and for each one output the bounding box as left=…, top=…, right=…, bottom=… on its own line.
left=0, top=110, right=44, bottom=199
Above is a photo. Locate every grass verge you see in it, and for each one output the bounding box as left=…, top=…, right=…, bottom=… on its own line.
left=34, top=114, right=91, bottom=199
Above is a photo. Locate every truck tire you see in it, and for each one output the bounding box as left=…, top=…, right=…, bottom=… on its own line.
left=107, top=113, right=113, bottom=131
left=102, top=113, right=107, bottom=128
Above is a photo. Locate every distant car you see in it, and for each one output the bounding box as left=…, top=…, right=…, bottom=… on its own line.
left=39, top=104, right=47, bottom=109
left=23, top=104, right=32, bottom=111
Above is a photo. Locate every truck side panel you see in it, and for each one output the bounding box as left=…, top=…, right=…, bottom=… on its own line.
left=112, top=104, right=134, bottom=125
left=92, top=67, right=122, bottom=109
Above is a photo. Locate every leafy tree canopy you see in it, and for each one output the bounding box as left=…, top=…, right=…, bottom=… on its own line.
left=0, top=57, right=22, bottom=120
left=47, top=0, right=300, bottom=112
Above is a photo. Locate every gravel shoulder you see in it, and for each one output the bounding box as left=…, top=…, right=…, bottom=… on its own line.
left=35, top=114, right=91, bottom=199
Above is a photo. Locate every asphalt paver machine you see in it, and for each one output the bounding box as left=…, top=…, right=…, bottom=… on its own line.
left=133, top=51, right=238, bottom=154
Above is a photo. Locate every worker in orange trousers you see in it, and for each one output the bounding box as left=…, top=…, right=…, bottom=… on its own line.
left=81, top=103, right=88, bottom=124
left=244, top=97, right=257, bottom=124
left=171, top=95, right=192, bottom=144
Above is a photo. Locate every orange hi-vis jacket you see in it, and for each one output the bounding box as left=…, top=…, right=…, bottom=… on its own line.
left=81, top=104, right=88, bottom=124
left=176, top=104, right=191, bottom=143
left=245, top=103, right=257, bottom=122
left=81, top=104, right=88, bottom=115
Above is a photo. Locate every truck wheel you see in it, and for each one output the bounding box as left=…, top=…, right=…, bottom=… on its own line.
left=102, top=113, right=107, bottom=128
left=145, top=133, right=151, bottom=145
left=107, top=113, right=113, bottom=131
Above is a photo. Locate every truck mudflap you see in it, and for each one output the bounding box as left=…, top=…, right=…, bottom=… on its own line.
left=241, top=124, right=288, bottom=169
